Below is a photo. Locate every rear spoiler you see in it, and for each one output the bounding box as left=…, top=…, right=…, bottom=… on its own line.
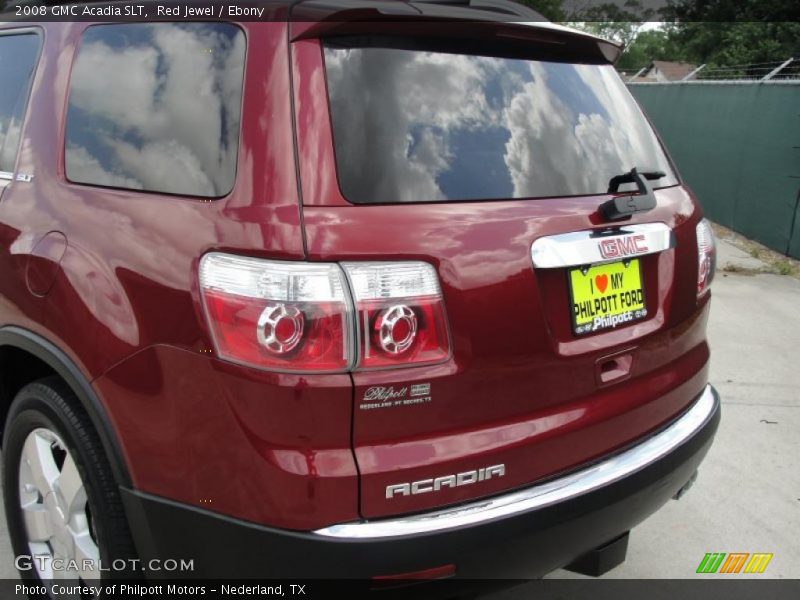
left=289, top=0, right=623, bottom=64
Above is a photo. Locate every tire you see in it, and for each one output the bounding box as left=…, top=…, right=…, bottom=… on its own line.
left=2, top=376, right=138, bottom=586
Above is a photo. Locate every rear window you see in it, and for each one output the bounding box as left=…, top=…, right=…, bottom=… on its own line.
left=65, top=23, right=245, bottom=198
left=323, top=42, right=678, bottom=204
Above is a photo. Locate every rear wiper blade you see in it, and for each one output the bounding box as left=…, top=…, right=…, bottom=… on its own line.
left=601, top=167, right=666, bottom=221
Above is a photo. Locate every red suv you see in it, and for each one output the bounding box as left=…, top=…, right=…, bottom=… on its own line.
left=0, top=0, right=719, bottom=584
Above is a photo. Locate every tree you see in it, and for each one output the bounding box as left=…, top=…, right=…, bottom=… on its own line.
left=520, top=1, right=654, bottom=46
left=516, top=0, right=567, bottom=20
left=661, top=0, right=800, bottom=70
left=565, top=1, right=656, bottom=48
left=661, top=0, right=800, bottom=23
left=512, top=1, right=800, bottom=73
left=666, top=22, right=800, bottom=70
left=572, top=21, right=642, bottom=49
left=616, top=28, right=687, bottom=71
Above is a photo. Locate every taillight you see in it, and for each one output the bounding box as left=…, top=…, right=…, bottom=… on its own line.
left=199, top=255, right=451, bottom=372
left=199, top=254, right=353, bottom=372
left=696, top=218, right=716, bottom=298
left=342, top=262, right=451, bottom=369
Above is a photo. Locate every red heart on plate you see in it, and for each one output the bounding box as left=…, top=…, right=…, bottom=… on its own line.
left=595, top=274, right=609, bottom=293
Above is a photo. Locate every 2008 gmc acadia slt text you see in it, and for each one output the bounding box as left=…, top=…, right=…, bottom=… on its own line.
left=0, top=0, right=719, bottom=587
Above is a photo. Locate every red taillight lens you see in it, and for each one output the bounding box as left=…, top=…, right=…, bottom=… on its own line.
left=199, top=255, right=352, bottom=372
left=199, top=255, right=451, bottom=372
left=696, top=218, right=716, bottom=298
left=342, top=262, right=451, bottom=369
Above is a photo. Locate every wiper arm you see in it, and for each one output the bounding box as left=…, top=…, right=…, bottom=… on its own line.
left=607, top=168, right=665, bottom=193
left=601, top=167, right=666, bottom=221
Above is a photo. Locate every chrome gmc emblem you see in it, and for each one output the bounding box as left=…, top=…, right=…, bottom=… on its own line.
left=531, top=223, right=673, bottom=269
left=598, top=234, right=648, bottom=259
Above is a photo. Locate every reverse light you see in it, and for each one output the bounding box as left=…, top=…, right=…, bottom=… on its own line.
left=696, top=219, right=716, bottom=298
left=199, top=254, right=353, bottom=372
left=342, top=262, right=451, bottom=369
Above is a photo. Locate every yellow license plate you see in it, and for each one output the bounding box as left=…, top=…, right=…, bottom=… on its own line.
left=569, top=259, right=647, bottom=335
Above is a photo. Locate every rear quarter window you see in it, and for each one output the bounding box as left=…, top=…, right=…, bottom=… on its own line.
left=65, top=23, right=245, bottom=198
left=0, top=33, right=40, bottom=174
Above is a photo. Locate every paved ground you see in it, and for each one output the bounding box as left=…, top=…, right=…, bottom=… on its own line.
left=0, top=238, right=797, bottom=584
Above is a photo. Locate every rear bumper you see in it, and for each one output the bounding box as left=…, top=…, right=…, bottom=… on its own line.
left=122, top=384, right=720, bottom=579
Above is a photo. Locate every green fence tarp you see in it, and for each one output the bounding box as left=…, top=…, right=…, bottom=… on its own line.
left=629, top=83, right=800, bottom=258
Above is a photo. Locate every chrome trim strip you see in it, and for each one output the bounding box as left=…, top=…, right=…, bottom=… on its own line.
left=531, top=222, right=674, bottom=269
left=0, top=171, right=14, bottom=181
left=315, top=385, right=716, bottom=539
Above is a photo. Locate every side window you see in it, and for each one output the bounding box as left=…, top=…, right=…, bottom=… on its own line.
left=0, top=33, right=40, bottom=175
left=65, top=23, right=245, bottom=198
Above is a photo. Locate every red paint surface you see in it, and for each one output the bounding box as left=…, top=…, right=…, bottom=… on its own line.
left=292, top=39, right=709, bottom=519
left=0, top=21, right=710, bottom=530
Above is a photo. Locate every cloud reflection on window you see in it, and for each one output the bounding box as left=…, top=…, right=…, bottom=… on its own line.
left=0, top=33, right=39, bottom=173
left=0, top=123, right=21, bottom=173
left=324, top=46, right=677, bottom=204
left=66, top=23, right=245, bottom=198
